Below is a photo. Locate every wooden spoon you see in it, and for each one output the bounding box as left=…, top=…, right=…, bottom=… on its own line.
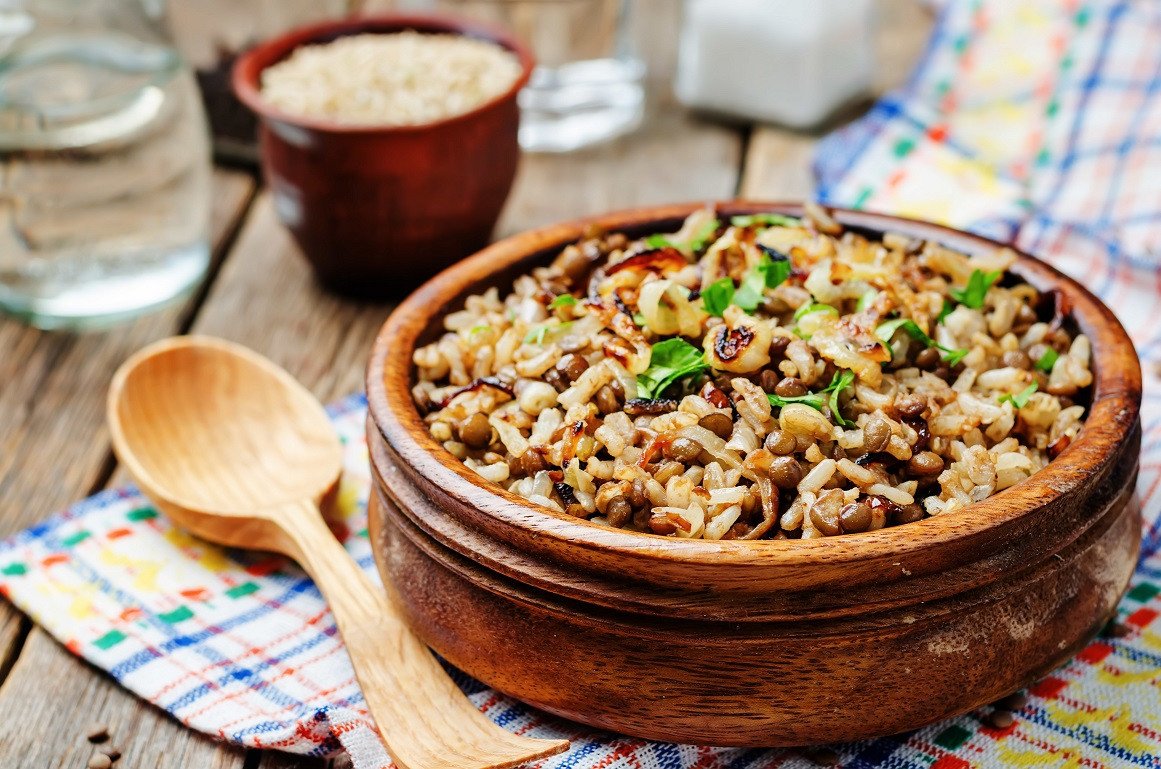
left=106, top=336, right=569, bottom=769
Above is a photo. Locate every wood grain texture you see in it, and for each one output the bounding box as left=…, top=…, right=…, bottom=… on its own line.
left=0, top=0, right=745, bottom=757
left=0, top=171, right=255, bottom=768
left=0, top=636, right=246, bottom=768
left=364, top=203, right=1141, bottom=744
left=739, top=0, right=934, bottom=200
left=107, top=337, right=566, bottom=769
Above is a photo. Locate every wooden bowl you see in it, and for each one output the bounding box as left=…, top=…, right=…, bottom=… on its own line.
left=365, top=202, right=1142, bottom=746
left=232, top=14, right=534, bottom=297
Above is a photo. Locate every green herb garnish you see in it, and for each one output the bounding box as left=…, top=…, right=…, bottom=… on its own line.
left=687, top=218, right=721, bottom=253
left=999, top=382, right=1038, bottom=408
left=875, top=317, right=969, bottom=366
left=734, top=247, right=792, bottom=311
left=524, top=321, right=573, bottom=345
left=468, top=324, right=489, bottom=336
left=632, top=311, right=648, bottom=327
left=701, top=277, right=735, bottom=317
left=636, top=338, right=710, bottom=399
left=826, top=370, right=856, bottom=427
left=793, top=302, right=839, bottom=322
left=766, top=369, right=856, bottom=426
left=549, top=294, right=578, bottom=309
left=730, top=213, right=802, bottom=229
left=936, top=298, right=954, bottom=323
left=645, top=234, right=674, bottom=249
left=1035, top=347, right=1058, bottom=373
left=949, top=269, right=1002, bottom=309
left=857, top=290, right=878, bottom=313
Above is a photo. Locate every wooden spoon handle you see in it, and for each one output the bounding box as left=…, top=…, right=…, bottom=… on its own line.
left=277, top=501, right=569, bottom=769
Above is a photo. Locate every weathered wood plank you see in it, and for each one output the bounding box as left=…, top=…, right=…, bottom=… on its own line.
left=0, top=634, right=246, bottom=769
left=0, top=170, right=256, bottom=768
left=739, top=0, right=933, bottom=200
left=0, top=169, right=256, bottom=535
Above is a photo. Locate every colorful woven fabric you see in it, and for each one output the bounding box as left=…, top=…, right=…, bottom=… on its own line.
left=4, top=1, right=1161, bottom=767
left=815, top=0, right=1161, bottom=557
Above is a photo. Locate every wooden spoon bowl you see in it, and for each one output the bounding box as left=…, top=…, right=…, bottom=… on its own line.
left=108, top=336, right=568, bottom=769
left=365, top=203, right=1142, bottom=746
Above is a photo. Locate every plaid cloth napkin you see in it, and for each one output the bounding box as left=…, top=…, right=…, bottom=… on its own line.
left=4, top=1, right=1161, bottom=767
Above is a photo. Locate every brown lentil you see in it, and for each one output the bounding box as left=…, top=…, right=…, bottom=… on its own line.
left=759, top=369, right=781, bottom=392
left=698, top=412, right=734, bottom=439
left=86, top=724, right=110, bottom=744
left=809, top=495, right=842, bottom=536
left=895, top=393, right=926, bottom=418
left=769, top=456, right=803, bottom=489
left=894, top=503, right=925, bottom=525
left=629, top=479, right=648, bottom=508
left=653, top=460, right=685, bottom=484
left=774, top=376, right=808, bottom=398
left=769, top=335, right=790, bottom=358
left=764, top=429, right=796, bottom=455
left=594, top=384, right=620, bottom=414
left=519, top=449, right=547, bottom=476
left=987, top=710, right=1015, bottom=729
left=557, top=353, right=589, bottom=382
left=907, top=451, right=945, bottom=476
left=458, top=412, right=492, bottom=449
left=839, top=502, right=872, bottom=533
left=667, top=436, right=703, bottom=463
left=605, top=496, right=632, bottom=527
left=1001, top=350, right=1032, bottom=370
left=543, top=366, right=568, bottom=392
left=863, top=416, right=892, bottom=453
left=915, top=346, right=942, bottom=370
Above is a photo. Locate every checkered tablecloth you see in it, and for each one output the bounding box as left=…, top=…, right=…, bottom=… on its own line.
left=3, top=1, right=1161, bottom=767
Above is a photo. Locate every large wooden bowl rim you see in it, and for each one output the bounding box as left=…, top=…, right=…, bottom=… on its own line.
left=367, top=202, right=1141, bottom=573
left=232, top=13, right=536, bottom=135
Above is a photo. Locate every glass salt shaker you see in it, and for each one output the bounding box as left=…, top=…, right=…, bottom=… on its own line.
left=675, top=0, right=875, bottom=128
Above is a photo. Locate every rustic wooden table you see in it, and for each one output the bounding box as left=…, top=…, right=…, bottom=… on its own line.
left=0, top=3, right=929, bottom=765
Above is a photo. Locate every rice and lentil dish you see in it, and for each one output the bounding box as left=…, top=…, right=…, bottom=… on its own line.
left=411, top=205, right=1092, bottom=540
left=259, top=32, right=522, bottom=125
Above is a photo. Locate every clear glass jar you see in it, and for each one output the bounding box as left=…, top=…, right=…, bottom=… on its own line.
left=0, top=0, right=212, bottom=329
left=422, top=0, right=645, bottom=153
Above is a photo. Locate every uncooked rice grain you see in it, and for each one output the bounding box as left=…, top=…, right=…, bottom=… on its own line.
left=260, top=32, right=522, bottom=125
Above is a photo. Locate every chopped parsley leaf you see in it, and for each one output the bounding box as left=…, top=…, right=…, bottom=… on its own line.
left=734, top=248, right=792, bottom=311
left=793, top=302, right=838, bottom=322
left=766, top=369, right=855, bottom=426
left=636, top=338, right=710, bottom=399
left=1035, top=347, right=1058, bottom=373
left=875, top=317, right=969, bottom=366
left=701, top=277, right=735, bottom=317
left=999, top=382, right=1038, bottom=408
left=949, top=269, right=1002, bottom=309
left=523, top=321, right=572, bottom=345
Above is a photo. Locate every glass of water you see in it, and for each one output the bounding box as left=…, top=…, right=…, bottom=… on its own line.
left=428, top=0, right=645, bottom=153
left=0, top=0, right=212, bottom=330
